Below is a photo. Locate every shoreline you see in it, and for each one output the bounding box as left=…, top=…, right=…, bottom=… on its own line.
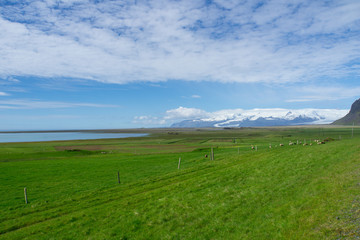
left=0, top=124, right=358, bottom=134
left=0, top=132, right=149, bottom=144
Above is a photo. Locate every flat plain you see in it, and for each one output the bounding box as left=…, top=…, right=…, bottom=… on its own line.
left=0, top=126, right=359, bottom=239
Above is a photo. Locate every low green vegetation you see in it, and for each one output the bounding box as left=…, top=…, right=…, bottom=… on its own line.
left=0, top=127, right=359, bottom=239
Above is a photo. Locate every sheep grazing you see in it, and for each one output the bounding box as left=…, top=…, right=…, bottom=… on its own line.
left=269, top=144, right=272, bottom=149
left=251, top=145, right=255, bottom=150
left=279, top=143, right=284, bottom=147
left=303, top=143, right=308, bottom=146
left=289, top=141, right=297, bottom=146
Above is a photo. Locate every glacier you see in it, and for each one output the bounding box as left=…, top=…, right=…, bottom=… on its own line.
left=170, top=108, right=349, bottom=128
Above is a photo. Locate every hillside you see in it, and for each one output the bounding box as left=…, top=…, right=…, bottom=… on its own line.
left=0, top=127, right=359, bottom=239
left=333, top=98, right=360, bottom=125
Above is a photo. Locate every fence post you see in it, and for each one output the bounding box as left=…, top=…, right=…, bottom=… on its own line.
left=178, top=157, right=181, bottom=169
left=117, top=171, right=120, bottom=184
left=24, top=187, right=28, bottom=204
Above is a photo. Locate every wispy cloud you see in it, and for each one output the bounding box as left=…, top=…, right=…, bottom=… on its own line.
left=0, top=77, right=20, bottom=85
left=0, top=92, right=9, bottom=96
left=0, top=114, right=80, bottom=120
left=133, top=115, right=166, bottom=125
left=0, top=1, right=359, bottom=84
left=182, top=94, right=201, bottom=99
left=191, top=95, right=201, bottom=99
left=286, top=86, right=360, bottom=102
left=0, top=99, right=119, bottom=109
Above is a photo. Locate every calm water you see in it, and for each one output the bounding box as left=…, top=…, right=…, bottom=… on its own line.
left=0, top=132, right=148, bottom=143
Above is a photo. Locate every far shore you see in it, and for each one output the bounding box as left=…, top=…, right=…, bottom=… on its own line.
left=0, top=124, right=358, bottom=134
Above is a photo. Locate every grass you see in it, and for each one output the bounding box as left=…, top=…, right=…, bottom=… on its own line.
left=0, top=126, right=359, bottom=239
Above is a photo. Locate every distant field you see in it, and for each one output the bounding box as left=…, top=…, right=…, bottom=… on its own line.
left=0, top=126, right=359, bottom=239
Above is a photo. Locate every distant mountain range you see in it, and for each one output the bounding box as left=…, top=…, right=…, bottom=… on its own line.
left=171, top=108, right=348, bottom=128
left=332, top=98, right=360, bottom=125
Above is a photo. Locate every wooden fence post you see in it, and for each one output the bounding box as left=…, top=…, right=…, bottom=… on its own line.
left=178, top=157, right=181, bottom=169
left=117, top=171, right=120, bottom=184
left=24, top=187, right=28, bottom=204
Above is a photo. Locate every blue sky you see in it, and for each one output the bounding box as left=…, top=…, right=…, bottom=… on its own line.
left=0, top=0, right=360, bottom=130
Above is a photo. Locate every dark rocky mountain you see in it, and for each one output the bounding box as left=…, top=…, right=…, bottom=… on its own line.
left=332, top=98, right=360, bottom=125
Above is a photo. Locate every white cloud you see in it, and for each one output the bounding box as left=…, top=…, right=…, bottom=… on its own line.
left=164, top=106, right=209, bottom=120
left=0, top=1, right=359, bottom=84
left=133, top=115, right=166, bottom=125
left=0, top=99, right=119, bottom=109
left=191, top=95, right=201, bottom=99
left=0, top=92, right=9, bottom=96
left=135, top=106, right=209, bottom=126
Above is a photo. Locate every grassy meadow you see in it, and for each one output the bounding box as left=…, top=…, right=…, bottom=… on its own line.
left=0, top=126, right=360, bottom=239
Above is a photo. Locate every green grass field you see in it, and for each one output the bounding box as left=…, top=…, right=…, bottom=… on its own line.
left=0, top=127, right=359, bottom=239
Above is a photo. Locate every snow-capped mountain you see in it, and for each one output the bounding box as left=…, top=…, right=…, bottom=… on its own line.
left=170, top=108, right=348, bottom=128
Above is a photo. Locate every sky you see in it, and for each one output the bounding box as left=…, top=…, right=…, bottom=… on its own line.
left=0, top=0, right=360, bottom=130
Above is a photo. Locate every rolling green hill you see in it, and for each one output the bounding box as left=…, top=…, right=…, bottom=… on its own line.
left=0, top=127, right=359, bottom=239
left=333, top=98, right=360, bottom=125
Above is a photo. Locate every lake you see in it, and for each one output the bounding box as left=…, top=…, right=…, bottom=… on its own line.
left=0, top=132, right=148, bottom=143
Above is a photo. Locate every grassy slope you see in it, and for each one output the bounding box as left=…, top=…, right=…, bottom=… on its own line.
left=0, top=127, right=359, bottom=239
